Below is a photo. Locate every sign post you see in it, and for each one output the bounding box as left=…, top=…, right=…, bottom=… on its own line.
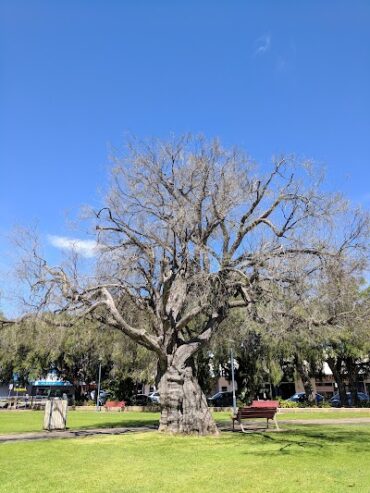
left=230, top=348, right=237, bottom=415
left=96, top=359, right=102, bottom=412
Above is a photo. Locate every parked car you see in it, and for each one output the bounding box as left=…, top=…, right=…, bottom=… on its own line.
left=148, top=391, right=160, bottom=404
left=330, top=392, right=369, bottom=407
left=286, top=392, right=324, bottom=404
left=130, top=394, right=150, bottom=406
left=207, top=391, right=233, bottom=407
left=98, top=390, right=111, bottom=406
left=90, top=390, right=111, bottom=405
left=0, top=399, right=9, bottom=409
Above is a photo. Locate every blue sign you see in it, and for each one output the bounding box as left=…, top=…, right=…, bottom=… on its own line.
left=33, top=380, right=72, bottom=387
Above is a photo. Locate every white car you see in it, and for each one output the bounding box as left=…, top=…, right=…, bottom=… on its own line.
left=148, top=391, right=160, bottom=404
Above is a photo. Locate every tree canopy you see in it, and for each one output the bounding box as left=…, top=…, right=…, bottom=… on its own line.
left=1, top=135, right=369, bottom=433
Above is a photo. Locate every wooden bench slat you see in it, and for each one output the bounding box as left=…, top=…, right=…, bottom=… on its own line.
left=232, top=401, right=280, bottom=432
left=104, top=400, right=125, bottom=411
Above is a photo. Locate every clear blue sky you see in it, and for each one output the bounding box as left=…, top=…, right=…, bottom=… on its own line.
left=1, top=0, right=369, bottom=314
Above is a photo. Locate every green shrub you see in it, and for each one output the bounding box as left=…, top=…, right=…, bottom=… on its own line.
left=357, top=401, right=370, bottom=408
left=278, top=398, right=331, bottom=408
left=278, top=399, right=299, bottom=408
left=318, top=401, right=332, bottom=408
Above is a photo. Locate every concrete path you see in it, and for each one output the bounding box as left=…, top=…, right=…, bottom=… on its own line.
left=278, top=417, right=370, bottom=425
left=1, top=418, right=370, bottom=443
left=0, top=425, right=157, bottom=443
left=221, top=417, right=370, bottom=433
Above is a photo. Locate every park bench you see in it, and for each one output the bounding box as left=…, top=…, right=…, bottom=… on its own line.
left=104, top=400, right=126, bottom=411
left=232, top=400, right=279, bottom=432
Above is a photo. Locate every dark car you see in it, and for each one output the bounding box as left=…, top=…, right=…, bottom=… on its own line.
left=130, top=394, right=150, bottom=406
left=286, top=392, right=324, bottom=404
left=207, top=391, right=234, bottom=407
left=330, top=392, right=369, bottom=407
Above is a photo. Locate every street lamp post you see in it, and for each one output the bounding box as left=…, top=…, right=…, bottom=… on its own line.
left=96, top=359, right=102, bottom=412
left=230, top=348, right=237, bottom=415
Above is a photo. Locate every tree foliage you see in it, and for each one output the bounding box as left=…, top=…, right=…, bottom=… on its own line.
left=1, top=135, right=369, bottom=431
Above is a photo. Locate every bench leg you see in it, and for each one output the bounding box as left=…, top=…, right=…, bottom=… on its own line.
left=266, top=418, right=269, bottom=429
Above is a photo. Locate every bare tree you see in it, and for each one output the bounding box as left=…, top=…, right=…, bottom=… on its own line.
left=3, top=135, right=367, bottom=434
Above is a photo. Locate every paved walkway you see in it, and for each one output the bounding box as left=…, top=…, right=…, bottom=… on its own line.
left=1, top=418, right=370, bottom=443
left=0, top=425, right=157, bottom=443
left=277, top=417, right=370, bottom=425
left=227, top=417, right=370, bottom=433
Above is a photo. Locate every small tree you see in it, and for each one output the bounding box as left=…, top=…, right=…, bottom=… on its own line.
left=269, top=250, right=370, bottom=407
left=2, top=135, right=367, bottom=434
left=322, top=269, right=370, bottom=406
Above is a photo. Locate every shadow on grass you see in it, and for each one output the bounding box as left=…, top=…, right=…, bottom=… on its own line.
left=71, top=426, right=158, bottom=438
left=69, top=418, right=160, bottom=431
left=223, top=424, right=370, bottom=456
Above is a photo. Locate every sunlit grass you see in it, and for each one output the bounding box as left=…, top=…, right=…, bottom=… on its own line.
left=0, top=410, right=160, bottom=434
left=0, top=424, right=369, bottom=492
left=1, top=409, right=369, bottom=435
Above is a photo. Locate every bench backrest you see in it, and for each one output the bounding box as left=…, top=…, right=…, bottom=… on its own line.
left=249, top=400, right=279, bottom=408
left=105, top=400, right=125, bottom=408
left=237, top=400, right=279, bottom=419
left=238, top=408, right=276, bottom=419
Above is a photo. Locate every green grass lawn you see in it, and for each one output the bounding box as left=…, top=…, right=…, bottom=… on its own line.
left=0, top=424, right=369, bottom=492
left=0, top=410, right=160, bottom=434
left=1, top=409, right=370, bottom=434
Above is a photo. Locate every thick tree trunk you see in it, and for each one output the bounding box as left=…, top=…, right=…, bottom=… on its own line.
left=294, top=354, right=315, bottom=403
left=346, top=357, right=359, bottom=407
left=158, top=364, right=218, bottom=435
left=327, top=357, right=347, bottom=407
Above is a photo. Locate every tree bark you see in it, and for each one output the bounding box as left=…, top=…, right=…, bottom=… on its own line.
left=158, top=364, right=218, bottom=435
left=294, top=354, right=315, bottom=403
left=327, top=357, right=347, bottom=407
left=346, top=357, right=359, bottom=407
